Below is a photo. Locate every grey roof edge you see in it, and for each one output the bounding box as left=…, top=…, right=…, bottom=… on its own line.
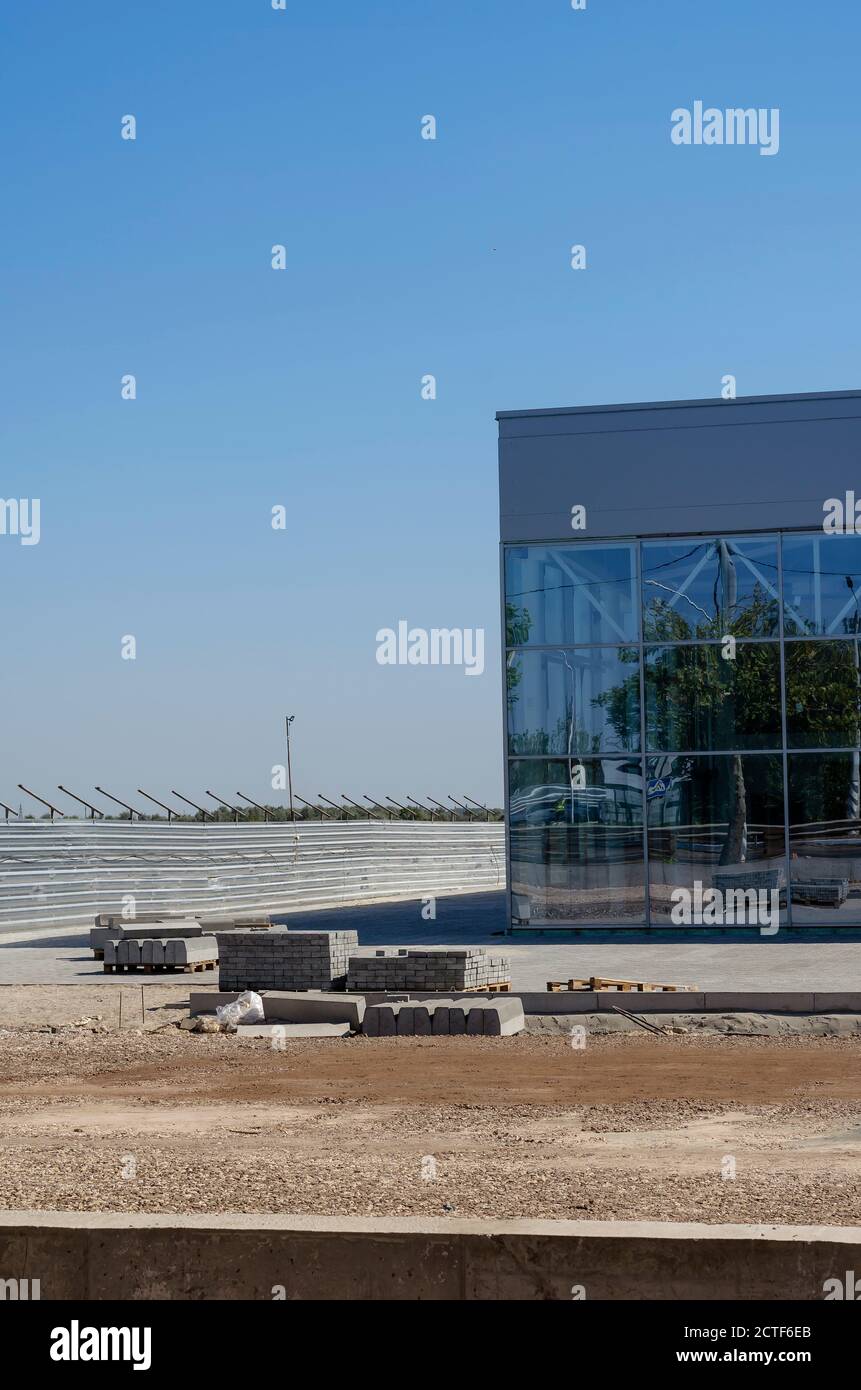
left=495, top=389, right=861, bottom=421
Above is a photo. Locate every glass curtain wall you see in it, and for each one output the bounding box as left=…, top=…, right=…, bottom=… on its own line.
left=505, top=532, right=861, bottom=927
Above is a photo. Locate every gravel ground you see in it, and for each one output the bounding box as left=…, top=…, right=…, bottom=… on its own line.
left=0, top=1000, right=859, bottom=1225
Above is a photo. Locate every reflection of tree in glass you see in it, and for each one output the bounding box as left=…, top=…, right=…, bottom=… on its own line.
left=644, top=546, right=779, bottom=642
left=601, top=598, right=782, bottom=865
left=509, top=648, right=640, bottom=755
left=505, top=603, right=532, bottom=713
left=785, top=642, right=861, bottom=748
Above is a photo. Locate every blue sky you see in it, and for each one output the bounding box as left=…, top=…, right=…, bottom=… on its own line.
left=1, top=0, right=859, bottom=811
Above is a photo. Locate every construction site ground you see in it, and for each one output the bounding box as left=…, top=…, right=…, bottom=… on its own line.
left=0, top=983, right=859, bottom=1227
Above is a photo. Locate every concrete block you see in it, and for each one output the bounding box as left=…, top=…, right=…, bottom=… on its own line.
left=118, top=940, right=141, bottom=966
left=813, top=993, right=861, bottom=1013
left=199, top=916, right=270, bottom=931
left=261, top=993, right=365, bottom=1029
left=366, top=1004, right=400, bottom=1036
left=141, top=939, right=164, bottom=966
left=94, top=913, right=186, bottom=929
left=103, top=939, right=118, bottom=966
left=447, top=1006, right=467, bottom=1036
left=482, top=999, right=526, bottom=1037
left=189, top=992, right=247, bottom=1014
left=166, top=936, right=218, bottom=966
left=412, top=1005, right=432, bottom=1034
left=397, top=1006, right=417, bottom=1036
left=432, top=1006, right=451, bottom=1036
left=596, top=992, right=705, bottom=1013
left=118, top=922, right=203, bottom=941
left=237, top=1022, right=350, bottom=1039
left=703, top=992, right=816, bottom=1014
left=466, top=1007, right=486, bottom=1035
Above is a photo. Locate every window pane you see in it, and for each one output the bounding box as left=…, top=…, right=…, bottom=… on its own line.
left=785, top=640, right=861, bottom=748
left=788, top=752, right=861, bottom=922
left=647, top=754, right=787, bottom=925
left=507, top=647, right=640, bottom=755
left=509, top=757, right=645, bottom=924
left=642, top=537, right=779, bottom=640
left=505, top=543, right=638, bottom=645
left=782, top=533, right=861, bottom=636
left=645, top=644, right=781, bottom=751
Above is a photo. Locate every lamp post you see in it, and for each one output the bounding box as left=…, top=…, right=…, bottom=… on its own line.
left=285, top=715, right=296, bottom=822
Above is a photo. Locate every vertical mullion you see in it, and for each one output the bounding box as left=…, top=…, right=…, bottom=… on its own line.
left=777, top=535, right=792, bottom=927
left=500, top=545, right=514, bottom=933
left=636, top=540, right=651, bottom=928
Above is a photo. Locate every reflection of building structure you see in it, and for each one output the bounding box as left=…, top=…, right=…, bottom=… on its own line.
left=498, top=391, right=861, bottom=929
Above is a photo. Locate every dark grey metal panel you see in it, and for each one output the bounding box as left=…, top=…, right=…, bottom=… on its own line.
left=497, top=390, right=861, bottom=431
left=498, top=392, right=861, bottom=542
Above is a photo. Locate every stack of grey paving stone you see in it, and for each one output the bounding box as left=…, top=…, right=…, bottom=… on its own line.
left=713, top=865, right=786, bottom=892
left=346, top=947, right=511, bottom=993
left=363, top=996, right=524, bottom=1037
left=217, top=929, right=359, bottom=992
left=792, top=878, right=850, bottom=907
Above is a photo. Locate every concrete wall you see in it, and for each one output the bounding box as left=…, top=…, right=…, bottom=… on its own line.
left=0, top=1213, right=857, bottom=1300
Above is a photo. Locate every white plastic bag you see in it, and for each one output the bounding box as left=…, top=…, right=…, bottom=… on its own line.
left=216, top=990, right=265, bottom=1029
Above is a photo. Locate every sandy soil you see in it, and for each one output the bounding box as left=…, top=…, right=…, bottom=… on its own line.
left=0, top=984, right=859, bottom=1225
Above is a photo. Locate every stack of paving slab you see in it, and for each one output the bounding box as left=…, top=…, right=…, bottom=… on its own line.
left=346, top=946, right=511, bottom=993
left=90, top=912, right=270, bottom=957
left=363, top=996, right=524, bottom=1037
left=216, top=929, right=359, bottom=992
left=90, top=915, right=195, bottom=955
left=104, top=935, right=218, bottom=972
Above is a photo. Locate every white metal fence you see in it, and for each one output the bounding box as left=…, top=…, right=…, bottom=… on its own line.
left=0, top=820, right=506, bottom=932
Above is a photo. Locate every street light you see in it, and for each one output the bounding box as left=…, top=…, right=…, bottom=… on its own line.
left=285, top=715, right=296, bottom=822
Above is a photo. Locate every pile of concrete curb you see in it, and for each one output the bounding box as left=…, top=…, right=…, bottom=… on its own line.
left=347, top=947, right=511, bottom=993
left=188, top=990, right=523, bottom=1037
left=217, top=930, right=359, bottom=992
left=363, top=996, right=524, bottom=1037
left=189, top=990, right=366, bottom=1029
left=91, top=917, right=196, bottom=955
left=104, top=936, right=219, bottom=973
left=90, top=913, right=269, bottom=957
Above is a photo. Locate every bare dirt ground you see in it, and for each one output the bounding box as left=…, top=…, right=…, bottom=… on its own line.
left=0, top=984, right=859, bottom=1225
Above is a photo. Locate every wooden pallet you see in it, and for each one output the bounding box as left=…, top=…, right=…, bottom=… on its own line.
left=104, top=960, right=217, bottom=975
left=469, top=981, right=511, bottom=994
left=547, top=976, right=698, bottom=993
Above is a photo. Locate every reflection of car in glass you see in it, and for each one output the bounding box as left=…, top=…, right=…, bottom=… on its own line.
left=510, top=784, right=607, bottom=825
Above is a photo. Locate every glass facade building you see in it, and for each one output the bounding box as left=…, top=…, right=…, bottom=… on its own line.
left=498, top=392, right=861, bottom=930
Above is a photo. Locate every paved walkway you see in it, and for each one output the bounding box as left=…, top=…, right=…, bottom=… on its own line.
left=3, top=893, right=861, bottom=990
